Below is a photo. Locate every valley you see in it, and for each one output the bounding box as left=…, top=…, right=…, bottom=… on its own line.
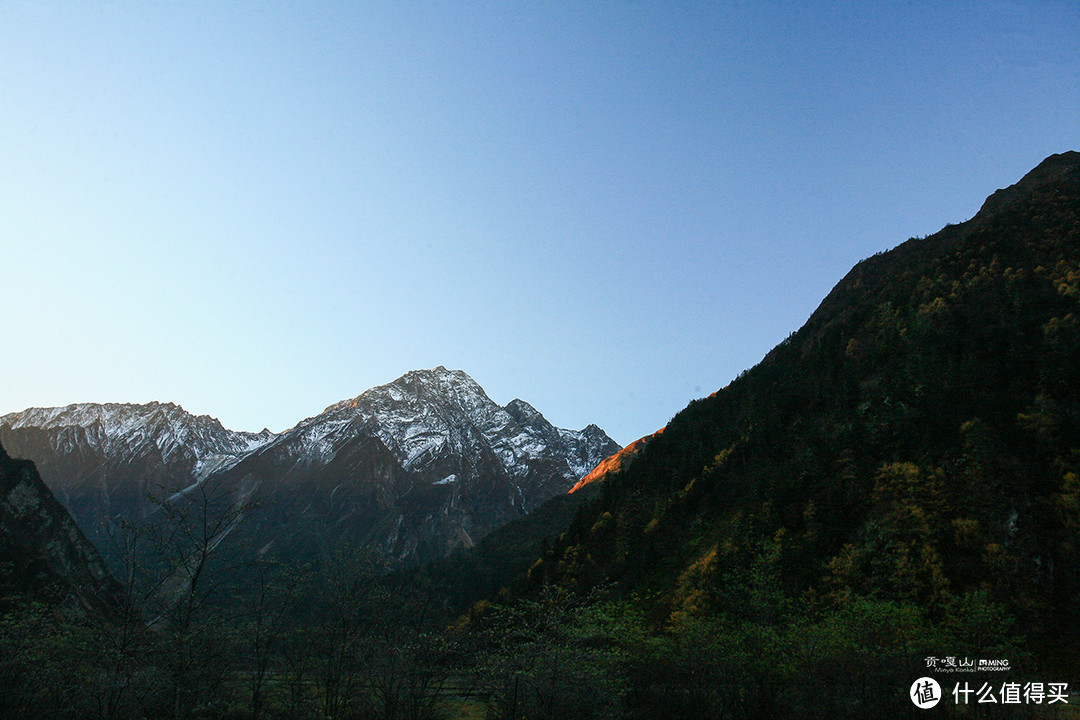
left=3, top=153, right=1080, bottom=719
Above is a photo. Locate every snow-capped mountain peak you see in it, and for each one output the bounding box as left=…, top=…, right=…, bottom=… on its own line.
left=1, top=401, right=275, bottom=471
left=286, top=368, right=616, bottom=487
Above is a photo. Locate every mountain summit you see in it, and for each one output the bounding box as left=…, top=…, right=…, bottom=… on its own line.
left=211, top=366, right=620, bottom=563
left=305, top=366, right=613, bottom=498
left=977, top=151, right=1080, bottom=218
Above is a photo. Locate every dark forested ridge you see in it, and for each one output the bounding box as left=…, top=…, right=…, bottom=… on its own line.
left=505, top=151, right=1080, bottom=698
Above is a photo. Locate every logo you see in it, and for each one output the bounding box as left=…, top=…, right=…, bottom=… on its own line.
left=978, top=659, right=1010, bottom=671
left=912, top=677, right=942, bottom=709
left=924, top=655, right=1009, bottom=673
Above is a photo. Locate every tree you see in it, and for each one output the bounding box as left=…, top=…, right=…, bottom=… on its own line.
left=142, top=475, right=261, bottom=720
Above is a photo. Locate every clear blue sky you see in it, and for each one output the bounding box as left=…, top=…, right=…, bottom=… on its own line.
left=3, top=1, right=1078, bottom=446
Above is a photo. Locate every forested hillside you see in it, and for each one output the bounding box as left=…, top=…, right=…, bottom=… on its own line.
left=489, top=151, right=1080, bottom=717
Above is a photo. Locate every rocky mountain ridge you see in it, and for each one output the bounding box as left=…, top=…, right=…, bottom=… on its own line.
left=0, top=401, right=275, bottom=559
left=205, top=366, right=620, bottom=563
left=2, top=400, right=275, bottom=479
left=1, top=368, right=620, bottom=567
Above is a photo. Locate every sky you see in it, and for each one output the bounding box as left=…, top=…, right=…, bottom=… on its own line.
left=2, top=1, right=1078, bottom=446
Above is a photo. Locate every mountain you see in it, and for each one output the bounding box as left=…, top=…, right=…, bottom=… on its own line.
left=0, top=402, right=274, bottom=559
left=206, top=366, right=620, bottom=564
left=516, top=152, right=1080, bottom=681
left=0, top=441, right=119, bottom=620
left=1, top=368, right=619, bottom=567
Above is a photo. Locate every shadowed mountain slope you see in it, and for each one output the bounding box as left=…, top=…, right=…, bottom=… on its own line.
left=0, top=442, right=119, bottom=620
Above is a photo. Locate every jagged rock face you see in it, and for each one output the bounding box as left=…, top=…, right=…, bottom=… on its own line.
left=0, top=402, right=274, bottom=557
left=215, top=367, right=621, bottom=564
left=1, top=369, right=620, bottom=567
left=0, top=442, right=119, bottom=620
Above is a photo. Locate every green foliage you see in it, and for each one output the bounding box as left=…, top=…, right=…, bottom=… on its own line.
left=467, top=586, right=629, bottom=720
left=0, top=595, right=85, bottom=719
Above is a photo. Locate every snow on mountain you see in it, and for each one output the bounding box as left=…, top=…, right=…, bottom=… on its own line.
left=1, top=401, right=276, bottom=480
left=0, top=368, right=621, bottom=567
left=240, top=367, right=618, bottom=508
left=0, top=402, right=276, bottom=567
